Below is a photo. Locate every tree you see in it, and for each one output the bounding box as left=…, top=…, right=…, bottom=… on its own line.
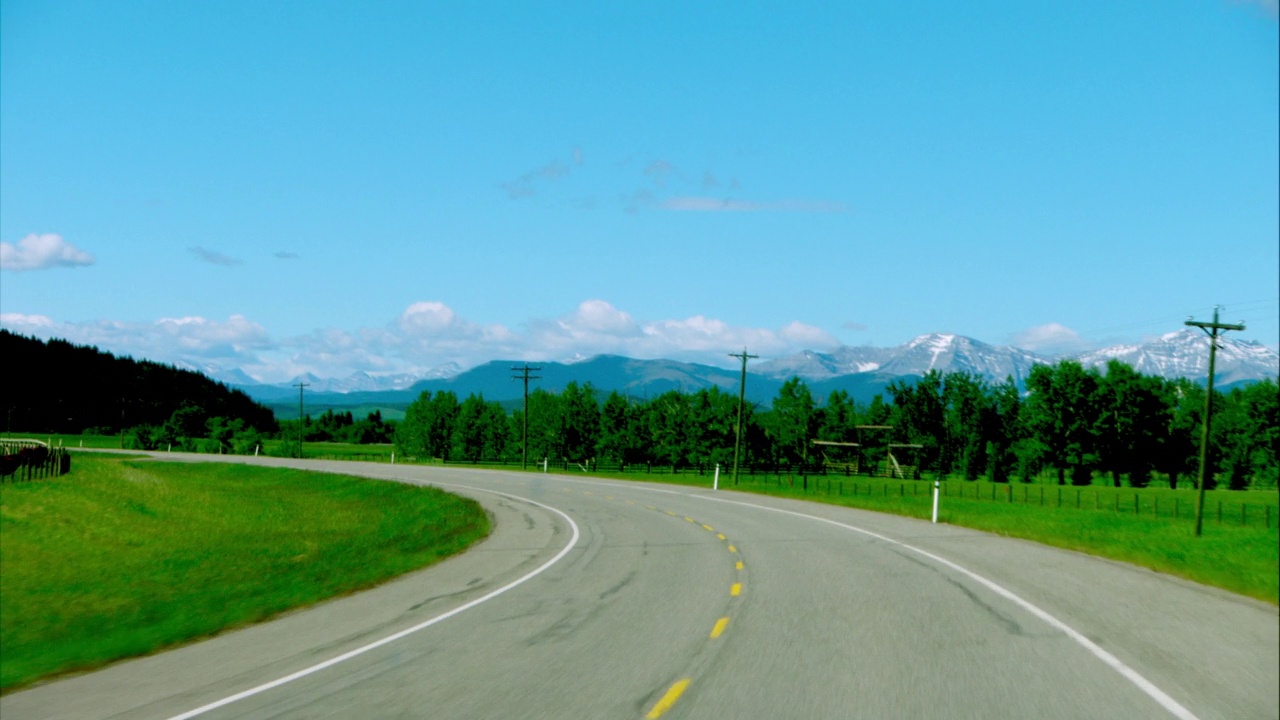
left=985, top=377, right=1024, bottom=484
left=643, top=390, right=693, bottom=467
left=688, top=386, right=738, bottom=468
left=943, top=372, right=990, bottom=481
left=596, top=391, right=633, bottom=463
left=396, top=390, right=460, bottom=460
left=765, top=378, right=818, bottom=467
left=887, top=371, right=945, bottom=472
left=1025, top=362, right=1100, bottom=485
left=1155, top=379, right=1204, bottom=490
left=1093, top=361, right=1169, bottom=488
left=560, top=382, right=601, bottom=461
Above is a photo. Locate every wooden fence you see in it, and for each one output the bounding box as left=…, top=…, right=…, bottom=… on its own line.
left=1, top=440, right=72, bottom=482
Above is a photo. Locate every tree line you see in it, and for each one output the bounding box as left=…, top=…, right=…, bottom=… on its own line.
left=394, top=360, right=1278, bottom=490
left=3, top=331, right=277, bottom=436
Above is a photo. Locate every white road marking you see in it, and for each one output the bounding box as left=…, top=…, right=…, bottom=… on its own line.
left=166, top=486, right=580, bottom=720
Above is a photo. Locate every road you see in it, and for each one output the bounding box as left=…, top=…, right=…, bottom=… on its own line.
left=3, top=457, right=1276, bottom=719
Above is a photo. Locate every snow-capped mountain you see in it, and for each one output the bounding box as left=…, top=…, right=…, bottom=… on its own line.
left=1076, top=329, right=1278, bottom=386
left=758, top=333, right=1044, bottom=385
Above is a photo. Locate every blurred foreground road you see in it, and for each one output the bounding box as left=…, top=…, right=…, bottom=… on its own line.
left=3, top=456, right=1277, bottom=719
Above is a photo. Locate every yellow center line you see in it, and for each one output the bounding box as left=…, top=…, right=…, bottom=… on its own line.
left=710, top=616, right=730, bottom=638
left=664, top=510, right=676, bottom=516
left=647, top=505, right=658, bottom=510
left=684, top=517, right=695, bottom=523
left=727, top=545, right=737, bottom=553
left=605, top=495, right=614, bottom=500
left=625, top=500, right=635, bottom=505
left=731, top=583, right=742, bottom=596
left=735, top=560, right=744, bottom=570
left=646, top=678, right=691, bottom=719
left=716, top=533, right=726, bottom=541
left=583, top=491, right=594, bottom=495
left=701, top=524, right=714, bottom=532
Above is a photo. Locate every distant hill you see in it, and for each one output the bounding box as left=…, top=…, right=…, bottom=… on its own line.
left=237, top=330, right=1279, bottom=417
left=2, top=330, right=277, bottom=434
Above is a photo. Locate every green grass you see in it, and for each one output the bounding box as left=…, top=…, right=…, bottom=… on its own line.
left=533, top=466, right=1279, bottom=603
left=0, top=453, right=489, bottom=692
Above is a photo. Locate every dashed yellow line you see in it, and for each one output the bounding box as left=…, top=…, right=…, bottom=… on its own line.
left=664, top=510, right=677, bottom=516
left=684, top=517, right=696, bottom=523
left=605, top=495, right=614, bottom=500
left=735, top=560, right=744, bottom=571
left=646, top=678, right=691, bottom=718
left=710, top=617, right=730, bottom=639
left=731, top=583, right=742, bottom=597
left=727, top=545, right=737, bottom=553
left=701, top=524, right=714, bottom=532
left=716, top=533, right=726, bottom=541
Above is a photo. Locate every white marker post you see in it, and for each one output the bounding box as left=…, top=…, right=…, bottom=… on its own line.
left=713, top=463, right=720, bottom=491
left=543, top=458, right=548, bottom=473
left=390, top=452, right=395, bottom=464
left=254, top=444, right=260, bottom=457
left=931, top=479, right=941, bottom=524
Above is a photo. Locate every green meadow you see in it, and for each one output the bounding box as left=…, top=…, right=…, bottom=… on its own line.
left=0, top=454, right=489, bottom=692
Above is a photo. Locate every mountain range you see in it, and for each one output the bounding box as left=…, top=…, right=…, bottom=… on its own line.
left=220, top=330, right=1278, bottom=417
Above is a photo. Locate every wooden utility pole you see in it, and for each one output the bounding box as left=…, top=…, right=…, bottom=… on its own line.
left=729, top=348, right=758, bottom=486
left=511, top=365, right=541, bottom=469
left=1185, top=307, right=1245, bottom=537
left=294, top=382, right=309, bottom=459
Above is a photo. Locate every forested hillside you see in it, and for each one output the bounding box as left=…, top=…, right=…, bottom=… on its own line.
left=2, top=331, right=276, bottom=436
left=395, top=361, right=1278, bottom=490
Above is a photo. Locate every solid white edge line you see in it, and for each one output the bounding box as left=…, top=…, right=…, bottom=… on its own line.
left=165, top=485, right=581, bottom=720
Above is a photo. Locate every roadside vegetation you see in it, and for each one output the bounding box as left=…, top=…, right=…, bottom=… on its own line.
left=0, top=454, right=489, bottom=692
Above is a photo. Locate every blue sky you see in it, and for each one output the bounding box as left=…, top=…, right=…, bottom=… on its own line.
left=2, top=1, right=1277, bottom=382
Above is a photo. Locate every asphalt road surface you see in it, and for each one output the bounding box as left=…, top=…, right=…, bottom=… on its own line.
left=3, top=456, right=1277, bottom=719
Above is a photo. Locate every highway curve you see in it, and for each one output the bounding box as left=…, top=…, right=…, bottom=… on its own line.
left=2, top=457, right=1276, bottom=720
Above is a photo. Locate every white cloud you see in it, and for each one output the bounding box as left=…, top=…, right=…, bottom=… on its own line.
left=1009, top=323, right=1093, bottom=356
left=0, top=312, right=57, bottom=329
left=779, top=321, right=840, bottom=348
left=1, top=300, right=847, bottom=383
left=0, top=234, right=95, bottom=272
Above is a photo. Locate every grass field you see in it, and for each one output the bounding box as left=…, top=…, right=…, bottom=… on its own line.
left=0, top=453, right=489, bottom=692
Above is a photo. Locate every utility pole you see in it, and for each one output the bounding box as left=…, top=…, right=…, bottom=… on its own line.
left=1185, top=307, right=1245, bottom=537
left=511, top=364, right=541, bottom=470
left=294, top=382, right=309, bottom=459
left=729, top=348, right=758, bottom=486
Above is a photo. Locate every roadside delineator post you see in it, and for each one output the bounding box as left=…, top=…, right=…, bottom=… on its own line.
left=713, top=463, right=720, bottom=491
left=931, top=479, right=941, bottom=524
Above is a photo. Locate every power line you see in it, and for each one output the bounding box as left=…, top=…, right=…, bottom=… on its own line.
left=293, top=382, right=309, bottom=459
left=728, top=348, right=758, bottom=487
left=511, top=365, right=541, bottom=470
left=1185, top=307, right=1245, bottom=538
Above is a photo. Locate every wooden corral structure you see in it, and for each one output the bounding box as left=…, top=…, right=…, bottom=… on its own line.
left=812, top=426, right=924, bottom=478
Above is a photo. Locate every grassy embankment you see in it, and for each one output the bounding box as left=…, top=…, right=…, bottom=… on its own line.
left=0, top=453, right=489, bottom=692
